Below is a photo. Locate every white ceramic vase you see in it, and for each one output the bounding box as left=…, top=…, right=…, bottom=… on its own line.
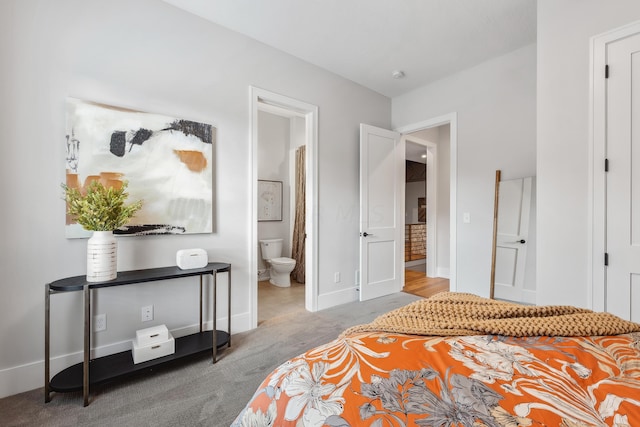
left=86, top=231, right=117, bottom=282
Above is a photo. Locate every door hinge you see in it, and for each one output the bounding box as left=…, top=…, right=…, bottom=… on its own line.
left=605, top=252, right=609, bottom=266
left=605, top=64, right=610, bottom=79
left=605, top=158, right=609, bottom=172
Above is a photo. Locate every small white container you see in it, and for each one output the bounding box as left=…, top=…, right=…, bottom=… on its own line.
left=135, top=325, right=170, bottom=347
left=132, top=332, right=175, bottom=364
left=176, top=248, right=208, bottom=270
left=132, top=325, right=175, bottom=364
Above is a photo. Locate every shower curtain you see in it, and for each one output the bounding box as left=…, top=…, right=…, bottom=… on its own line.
left=291, top=145, right=305, bottom=283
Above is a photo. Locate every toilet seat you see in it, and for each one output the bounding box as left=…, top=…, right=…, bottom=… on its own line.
left=270, top=257, right=295, bottom=265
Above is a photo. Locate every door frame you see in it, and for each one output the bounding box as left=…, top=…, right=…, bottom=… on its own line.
left=403, top=135, right=437, bottom=278
left=250, top=86, right=319, bottom=328
left=396, top=112, right=457, bottom=290
left=589, top=20, right=640, bottom=312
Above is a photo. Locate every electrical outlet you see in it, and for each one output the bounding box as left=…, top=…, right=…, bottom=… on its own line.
left=141, top=305, right=153, bottom=322
left=334, top=272, right=341, bottom=283
left=94, top=314, right=106, bottom=332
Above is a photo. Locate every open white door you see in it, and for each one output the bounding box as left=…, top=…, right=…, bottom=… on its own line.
left=359, top=124, right=403, bottom=301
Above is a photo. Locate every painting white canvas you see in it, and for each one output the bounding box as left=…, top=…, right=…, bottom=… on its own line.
left=65, top=98, right=214, bottom=238
left=258, top=180, right=282, bottom=221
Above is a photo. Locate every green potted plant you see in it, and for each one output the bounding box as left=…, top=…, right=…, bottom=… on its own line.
left=63, top=180, right=143, bottom=282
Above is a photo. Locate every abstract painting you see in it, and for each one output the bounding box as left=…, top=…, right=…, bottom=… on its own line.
left=65, top=98, right=214, bottom=238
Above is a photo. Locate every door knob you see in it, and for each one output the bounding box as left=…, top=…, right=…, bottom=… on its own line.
left=361, top=232, right=372, bottom=237
left=507, top=239, right=526, bottom=244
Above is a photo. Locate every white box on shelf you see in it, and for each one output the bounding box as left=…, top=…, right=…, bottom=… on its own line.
left=176, top=248, right=208, bottom=270
left=132, top=331, right=175, bottom=364
left=135, top=324, right=169, bottom=347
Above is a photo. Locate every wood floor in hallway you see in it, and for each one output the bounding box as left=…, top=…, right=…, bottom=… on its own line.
left=403, top=269, right=449, bottom=299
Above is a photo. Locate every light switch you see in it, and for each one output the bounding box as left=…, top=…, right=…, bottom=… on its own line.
left=463, top=212, right=471, bottom=223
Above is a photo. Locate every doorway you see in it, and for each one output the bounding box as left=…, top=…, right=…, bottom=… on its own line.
left=403, top=135, right=435, bottom=276
left=358, top=114, right=457, bottom=300
left=402, top=127, right=450, bottom=298
left=397, top=114, right=457, bottom=294
left=250, top=87, right=319, bottom=328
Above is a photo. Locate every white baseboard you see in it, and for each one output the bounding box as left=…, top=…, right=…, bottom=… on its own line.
left=436, top=267, right=450, bottom=279
left=316, top=287, right=358, bottom=311
left=0, top=359, right=47, bottom=401
left=495, top=291, right=537, bottom=306
left=0, top=312, right=252, bottom=400
left=521, top=290, right=537, bottom=305
left=404, top=259, right=426, bottom=268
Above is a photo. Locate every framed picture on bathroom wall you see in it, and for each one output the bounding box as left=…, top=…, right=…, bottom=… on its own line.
left=258, top=180, right=282, bottom=221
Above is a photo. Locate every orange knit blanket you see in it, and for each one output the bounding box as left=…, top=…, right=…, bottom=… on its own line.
left=341, top=292, right=640, bottom=337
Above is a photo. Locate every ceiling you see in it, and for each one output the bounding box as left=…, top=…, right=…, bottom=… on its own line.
left=161, top=0, right=537, bottom=98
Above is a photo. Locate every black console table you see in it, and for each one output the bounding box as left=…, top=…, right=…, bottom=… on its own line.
left=44, top=262, right=231, bottom=406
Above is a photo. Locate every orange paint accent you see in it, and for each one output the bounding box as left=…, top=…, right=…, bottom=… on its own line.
left=100, top=172, right=123, bottom=190
left=65, top=171, right=81, bottom=225
left=83, top=175, right=101, bottom=190
left=174, top=150, right=207, bottom=173
left=66, top=171, right=81, bottom=190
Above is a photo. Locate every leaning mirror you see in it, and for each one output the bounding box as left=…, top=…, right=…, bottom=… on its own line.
left=490, top=170, right=536, bottom=303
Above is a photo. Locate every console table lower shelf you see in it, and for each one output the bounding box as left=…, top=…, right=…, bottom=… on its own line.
left=50, top=330, right=229, bottom=393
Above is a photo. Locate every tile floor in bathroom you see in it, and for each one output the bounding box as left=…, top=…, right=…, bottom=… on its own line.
left=258, top=279, right=305, bottom=324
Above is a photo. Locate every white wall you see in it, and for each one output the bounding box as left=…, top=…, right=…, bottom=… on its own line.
left=406, top=179, right=426, bottom=224
left=436, top=125, right=451, bottom=277
left=524, top=178, right=537, bottom=294
left=393, top=44, right=537, bottom=295
left=257, top=111, right=292, bottom=276
left=0, top=0, right=390, bottom=398
left=537, top=0, right=640, bottom=307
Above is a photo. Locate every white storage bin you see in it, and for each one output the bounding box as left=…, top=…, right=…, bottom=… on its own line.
left=135, top=324, right=170, bottom=347
left=132, top=332, right=175, bottom=364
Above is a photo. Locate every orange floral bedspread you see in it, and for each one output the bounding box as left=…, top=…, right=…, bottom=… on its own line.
left=233, top=332, right=640, bottom=426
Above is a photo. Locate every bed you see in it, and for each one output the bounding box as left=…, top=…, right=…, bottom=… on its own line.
left=232, top=292, right=640, bottom=426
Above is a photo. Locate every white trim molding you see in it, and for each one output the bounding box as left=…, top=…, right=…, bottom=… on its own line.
left=249, top=87, right=319, bottom=328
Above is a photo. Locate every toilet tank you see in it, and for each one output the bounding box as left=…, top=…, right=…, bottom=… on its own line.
left=259, top=238, right=283, bottom=260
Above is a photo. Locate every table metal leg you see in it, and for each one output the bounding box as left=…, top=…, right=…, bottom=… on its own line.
left=45, top=284, right=51, bottom=403
left=227, top=269, right=231, bottom=348
left=212, top=272, right=217, bottom=363
left=199, top=275, right=203, bottom=333
left=83, top=285, right=90, bottom=406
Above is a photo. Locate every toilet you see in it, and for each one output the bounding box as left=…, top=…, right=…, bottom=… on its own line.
left=259, top=238, right=296, bottom=287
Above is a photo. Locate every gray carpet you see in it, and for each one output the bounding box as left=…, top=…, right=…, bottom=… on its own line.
left=1, top=292, right=420, bottom=427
